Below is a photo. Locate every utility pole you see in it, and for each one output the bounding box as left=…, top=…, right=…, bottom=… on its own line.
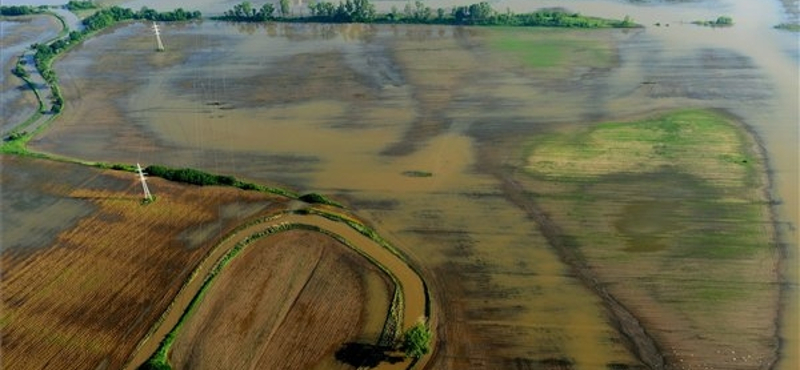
left=137, top=163, right=153, bottom=202
left=152, top=22, right=165, bottom=52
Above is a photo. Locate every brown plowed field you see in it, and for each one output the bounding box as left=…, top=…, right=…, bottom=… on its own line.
left=1, top=157, right=288, bottom=370
left=170, top=230, right=393, bottom=370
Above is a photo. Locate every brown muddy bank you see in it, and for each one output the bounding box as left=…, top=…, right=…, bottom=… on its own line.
left=30, top=18, right=791, bottom=369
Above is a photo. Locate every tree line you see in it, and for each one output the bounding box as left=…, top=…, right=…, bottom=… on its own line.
left=218, top=0, right=637, bottom=28
left=65, top=1, right=97, bottom=11
left=28, top=6, right=201, bottom=113
left=1, top=5, right=45, bottom=16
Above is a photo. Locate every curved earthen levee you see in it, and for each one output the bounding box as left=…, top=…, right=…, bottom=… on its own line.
left=123, top=209, right=433, bottom=370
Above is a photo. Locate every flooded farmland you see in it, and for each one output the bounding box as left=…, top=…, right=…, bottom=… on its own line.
left=0, top=14, right=60, bottom=132
left=2, top=0, right=796, bottom=369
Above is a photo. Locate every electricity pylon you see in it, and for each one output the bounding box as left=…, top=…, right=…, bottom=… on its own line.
left=152, top=22, right=165, bottom=52
left=137, top=163, right=153, bottom=201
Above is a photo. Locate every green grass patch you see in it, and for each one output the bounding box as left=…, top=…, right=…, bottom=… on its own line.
left=487, top=28, right=614, bottom=72
left=524, top=109, right=755, bottom=185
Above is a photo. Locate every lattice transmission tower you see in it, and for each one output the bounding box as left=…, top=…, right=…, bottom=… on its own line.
left=137, top=163, right=153, bottom=201
left=152, top=21, right=165, bottom=51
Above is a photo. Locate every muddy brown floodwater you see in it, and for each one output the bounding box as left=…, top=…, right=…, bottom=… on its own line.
left=23, top=0, right=798, bottom=368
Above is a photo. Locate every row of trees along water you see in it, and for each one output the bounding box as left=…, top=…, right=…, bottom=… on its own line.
left=217, top=0, right=637, bottom=28
left=24, top=6, right=200, bottom=113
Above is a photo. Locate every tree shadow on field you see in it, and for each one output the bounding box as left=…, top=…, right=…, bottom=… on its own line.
left=335, top=342, right=404, bottom=368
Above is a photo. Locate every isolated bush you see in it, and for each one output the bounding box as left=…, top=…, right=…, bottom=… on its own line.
left=401, top=320, right=432, bottom=358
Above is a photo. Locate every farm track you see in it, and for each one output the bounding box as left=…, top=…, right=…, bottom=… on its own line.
left=124, top=211, right=430, bottom=370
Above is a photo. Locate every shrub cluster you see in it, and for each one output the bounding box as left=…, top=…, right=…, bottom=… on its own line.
left=141, top=164, right=298, bottom=198
left=1, top=5, right=43, bottom=16
left=65, top=1, right=96, bottom=11
left=145, top=165, right=235, bottom=187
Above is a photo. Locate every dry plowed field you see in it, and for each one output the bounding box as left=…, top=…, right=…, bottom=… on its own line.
left=170, top=229, right=393, bottom=370
left=1, top=157, right=289, bottom=370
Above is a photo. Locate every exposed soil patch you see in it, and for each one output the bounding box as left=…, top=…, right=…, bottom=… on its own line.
left=170, top=230, right=391, bottom=370
left=1, top=159, right=288, bottom=370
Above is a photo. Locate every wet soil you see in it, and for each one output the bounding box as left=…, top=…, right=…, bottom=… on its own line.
left=14, top=0, right=799, bottom=368
left=1, top=159, right=289, bottom=370
left=171, top=230, right=391, bottom=370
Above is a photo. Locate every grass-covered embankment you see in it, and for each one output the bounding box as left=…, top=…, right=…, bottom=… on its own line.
left=521, top=109, right=777, bottom=368
left=137, top=209, right=424, bottom=370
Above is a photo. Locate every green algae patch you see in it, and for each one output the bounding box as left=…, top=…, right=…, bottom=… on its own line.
left=487, top=28, right=615, bottom=72
left=526, top=110, right=756, bottom=186
left=517, top=108, right=777, bottom=367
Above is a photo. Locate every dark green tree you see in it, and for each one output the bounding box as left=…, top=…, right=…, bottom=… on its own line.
left=400, top=320, right=432, bottom=358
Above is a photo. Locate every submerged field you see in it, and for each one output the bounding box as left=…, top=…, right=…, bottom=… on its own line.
left=0, top=14, right=61, bottom=132
left=519, top=109, right=778, bottom=368
left=4, top=0, right=796, bottom=368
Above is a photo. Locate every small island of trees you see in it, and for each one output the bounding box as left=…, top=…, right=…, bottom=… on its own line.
left=692, top=16, right=734, bottom=27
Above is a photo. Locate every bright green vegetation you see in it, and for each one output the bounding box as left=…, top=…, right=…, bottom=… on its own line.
left=524, top=109, right=772, bottom=309
left=489, top=29, right=614, bottom=69
left=692, top=16, right=734, bottom=27
left=219, top=0, right=638, bottom=28
left=775, top=22, right=800, bottom=31
left=526, top=110, right=755, bottom=184
left=401, top=320, right=432, bottom=358
left=12, top=61, right=29, bottom=79
left=65, top=1, right=96, bottom=11
left=518, top=109, right=775, bottom=361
